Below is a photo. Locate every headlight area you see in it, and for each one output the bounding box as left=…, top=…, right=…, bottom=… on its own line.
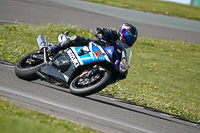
left=119, top=57, right=129, bottom=73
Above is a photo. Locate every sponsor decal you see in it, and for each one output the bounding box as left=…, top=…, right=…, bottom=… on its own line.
left=67, top=49, right=79, bottom=67
left=97, top=45, right=111, bottom=62
left=94, top=50, right=102, bottom=59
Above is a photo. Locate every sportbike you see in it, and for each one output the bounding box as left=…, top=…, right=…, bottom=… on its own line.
left=15, top=32, right=132, bottom=96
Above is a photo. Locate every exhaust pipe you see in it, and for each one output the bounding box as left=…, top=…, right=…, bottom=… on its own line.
left=36, top=71, right=46, bottom=81
left=37, top=35, right=47, bottom=50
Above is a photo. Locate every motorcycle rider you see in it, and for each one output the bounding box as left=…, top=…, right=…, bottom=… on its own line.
left=49, top=23, right=138, bottom=54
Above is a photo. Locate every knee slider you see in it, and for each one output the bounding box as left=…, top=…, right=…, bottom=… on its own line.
left=70, top=35, right=80, bottom=43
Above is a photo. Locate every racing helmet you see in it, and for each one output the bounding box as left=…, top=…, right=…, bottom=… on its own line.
left=118, top=23, right=138, bottom=47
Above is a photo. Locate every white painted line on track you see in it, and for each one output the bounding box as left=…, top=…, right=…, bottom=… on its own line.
left=0, top=85, right=154, bottom=133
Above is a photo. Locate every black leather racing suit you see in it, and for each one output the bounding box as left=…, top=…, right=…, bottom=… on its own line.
left=50, top=27, right=119, bottom=54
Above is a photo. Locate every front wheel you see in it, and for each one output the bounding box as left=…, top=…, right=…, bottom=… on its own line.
left=15, top=50, right=45, bottom=81
left=69, top=71, right=111, bottom=97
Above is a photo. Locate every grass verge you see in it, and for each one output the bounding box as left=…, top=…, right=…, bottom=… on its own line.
left=84, top=0, right=200, bottom=21
left=0, top=24, right=200, bottom=123
left=0, top=98, right=98, bottom=133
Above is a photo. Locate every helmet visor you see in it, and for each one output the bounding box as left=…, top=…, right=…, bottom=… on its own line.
left=122, top=29, right=136, bottom=47
left=122, top=28, right=131, bottom=36
left=124, top=35, right=136, bottom=47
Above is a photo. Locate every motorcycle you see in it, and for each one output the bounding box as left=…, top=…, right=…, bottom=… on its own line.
left=15, top=32, right=132, bottom=96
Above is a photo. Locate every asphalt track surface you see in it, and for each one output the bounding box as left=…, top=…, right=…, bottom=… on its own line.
left=0, top=0, right=200, bottom=133
left=0, top=64, right=200, bottom=133
left=0, top=0, right=200, bottom=43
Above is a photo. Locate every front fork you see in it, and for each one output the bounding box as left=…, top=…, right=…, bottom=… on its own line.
left=37, top=35, right=49, bottom=64
left=43, top=47, right=48, bottom=64
left=80, top=65, right=107, bottom=78
left=80, top=65, right=98, bottom=77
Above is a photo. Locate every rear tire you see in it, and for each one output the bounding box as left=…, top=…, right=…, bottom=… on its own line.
left=15, top=50, right=44, bottom=81
left=70, top=71, right=111, bottom=97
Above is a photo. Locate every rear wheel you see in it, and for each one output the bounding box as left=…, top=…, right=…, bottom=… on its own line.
left=70, top=70, right=111, bottom=97
left=15, top=50, right=44, bottom=81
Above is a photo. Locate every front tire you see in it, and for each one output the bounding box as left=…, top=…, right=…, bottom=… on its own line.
left=69, top=71, right=111, bottom=97
left=15, top=50, right=44, bottom=81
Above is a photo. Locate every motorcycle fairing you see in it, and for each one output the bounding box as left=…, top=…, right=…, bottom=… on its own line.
left=39, top=43, right=114, bottom=84
left=40, top=64, right=70, bottom=82
left=104, top=46, right=121, bottom=71
left=70, top=42, right=111, bottom=65
left=39, top=52, right=79, bottom=83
